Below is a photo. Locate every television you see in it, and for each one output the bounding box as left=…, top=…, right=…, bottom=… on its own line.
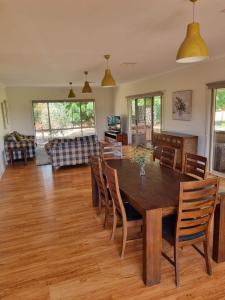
left=107, top=115, right=121, bottom=132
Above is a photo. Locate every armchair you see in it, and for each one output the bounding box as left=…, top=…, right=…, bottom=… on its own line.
left=4, top=131, right=36, bottom=163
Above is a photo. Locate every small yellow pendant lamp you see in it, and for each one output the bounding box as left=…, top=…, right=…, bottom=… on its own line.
left=68, top=82, right=75, bottom=98
left=101, top=54, right=116, bottom=87
left=82, top=71, right=92, bottom=93
left=176, top=0, right=208, bottom=63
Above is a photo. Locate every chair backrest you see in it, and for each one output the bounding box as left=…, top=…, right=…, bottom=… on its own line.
left=90, top=156, right=109, bottom=204
left=104, top=163, right=126, bottom=219
left=160, top=146, right=177, bottom=170
left=176, top=177, right=219, bottom=247
left=183, top=153, right=207, bottom=180
left=100, top=142, right=123, bottom=160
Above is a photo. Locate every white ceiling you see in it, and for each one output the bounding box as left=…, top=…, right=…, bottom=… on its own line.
left=0, top=0, right=225, bottom=86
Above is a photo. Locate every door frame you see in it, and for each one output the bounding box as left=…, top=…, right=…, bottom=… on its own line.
left=209, top=88, right=225, bottom=177
left=127, top=94, right=163, bottom=145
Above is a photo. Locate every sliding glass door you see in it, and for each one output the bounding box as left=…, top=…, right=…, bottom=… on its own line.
left=128, top=95, right=162, bottom=145
left=210, top=88, right=225, bottom=176
left=33, top=100, right=95, bottom=143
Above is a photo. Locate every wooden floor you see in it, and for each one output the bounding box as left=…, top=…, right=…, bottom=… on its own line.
left=1, top=161, right=225, bottom=300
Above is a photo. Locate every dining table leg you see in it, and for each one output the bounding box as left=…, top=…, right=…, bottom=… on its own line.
left=213, top=195, right=225, bottom=263
left=143, top=208, right=162, bottom=286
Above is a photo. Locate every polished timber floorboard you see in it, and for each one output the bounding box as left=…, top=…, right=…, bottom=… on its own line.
left=1, top=162, right=225, bottom=300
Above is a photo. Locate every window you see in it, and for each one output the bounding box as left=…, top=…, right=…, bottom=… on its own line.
left=207, top=81, right=225, bottom=176
left=32, top=100, right=95, bottom=143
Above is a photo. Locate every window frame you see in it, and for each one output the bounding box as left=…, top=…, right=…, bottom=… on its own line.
left=127, top=92, right=163, bottom=144
left=32, top=99, right=96, bottom=139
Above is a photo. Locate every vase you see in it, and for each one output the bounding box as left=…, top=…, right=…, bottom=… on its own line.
left=140, top=164, right=146, bottom=176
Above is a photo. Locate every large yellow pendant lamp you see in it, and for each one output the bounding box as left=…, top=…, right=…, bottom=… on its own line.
left=68, top=82, right=75, bottom=98
left=101, top=54, right=116, bottom=87
left=82, top=71, right=92, bottom=93
left=176, top=0, right=208, bottom=63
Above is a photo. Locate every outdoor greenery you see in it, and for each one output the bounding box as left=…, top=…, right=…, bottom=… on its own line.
left=130, top=96, right=161, bottom=127
left=33, top=101, right=95, bottom=139
left=216, top=89, right=225, bottom=111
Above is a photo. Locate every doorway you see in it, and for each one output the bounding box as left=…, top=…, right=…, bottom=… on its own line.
left=210, top=88, right=225, bottom=177
left=128, top=95, right=162, bottom=146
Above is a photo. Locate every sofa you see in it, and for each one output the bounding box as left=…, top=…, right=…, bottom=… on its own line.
left=45, top=135, right=100, bottom=169
left=4, top=131, right=35, bottom=163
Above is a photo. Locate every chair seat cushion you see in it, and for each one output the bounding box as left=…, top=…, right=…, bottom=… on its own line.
left=124, top=202, right=142, bottom=221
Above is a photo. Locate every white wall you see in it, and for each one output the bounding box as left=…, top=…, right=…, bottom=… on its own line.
left=113, top=56, right=225, bottom=156
left=6, top=86, right=114, bottom=140
left=0, top=85, right=10, bottom=177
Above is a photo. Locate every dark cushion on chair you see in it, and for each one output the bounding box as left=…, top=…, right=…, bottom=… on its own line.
left=124, top=202, right=142, bottom=221
left=179, top=231, right=205, bottom=242
left=163, top=215, right=205, bottom=244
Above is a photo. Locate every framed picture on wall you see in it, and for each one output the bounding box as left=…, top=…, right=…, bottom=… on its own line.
left=172, top=90, right=192, bottom=121
left=1, top=100, right=8, bottom=129
left=3, top=100, right=9, bottom=124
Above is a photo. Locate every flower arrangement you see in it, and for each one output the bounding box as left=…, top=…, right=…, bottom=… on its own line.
left=129, top=146, right=154, bottom=175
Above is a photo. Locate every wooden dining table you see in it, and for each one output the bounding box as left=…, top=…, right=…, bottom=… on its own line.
left=91, top=159, right=225, bottom=286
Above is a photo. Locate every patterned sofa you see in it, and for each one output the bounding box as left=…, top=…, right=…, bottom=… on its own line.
left=46, top=135, right=100, bottom=169
left=4, top=131, right=35, bottom=163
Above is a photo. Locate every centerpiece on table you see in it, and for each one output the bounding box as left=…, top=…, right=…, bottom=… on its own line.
left=129, top=146, right=154, bottom=176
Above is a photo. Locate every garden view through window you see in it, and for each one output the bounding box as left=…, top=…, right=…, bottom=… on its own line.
left=33, top=100, right=95, bottom=143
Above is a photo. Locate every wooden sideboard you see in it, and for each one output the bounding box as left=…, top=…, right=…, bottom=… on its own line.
left=152, top=131, right=198, bottom=170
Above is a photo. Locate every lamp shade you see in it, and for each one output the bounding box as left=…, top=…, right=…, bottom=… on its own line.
left=68, top=88, right=75, bottom=98
left=68, top=82, right=75, bottom=98
left=82, top=81, right=92, bottom=93
left=101, top=69, right=116, bottom=87
left=176, top=22, right=208, bottom=63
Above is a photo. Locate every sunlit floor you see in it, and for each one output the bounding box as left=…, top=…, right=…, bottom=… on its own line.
left=0, top=161, right=225, bottom=300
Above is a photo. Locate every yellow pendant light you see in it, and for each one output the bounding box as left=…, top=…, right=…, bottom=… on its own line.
left=101, top=54, right=116, bottom=87
left=176, top=0, right=208, bottom=63
left=82, top=71, right=92, bottom=93
left=68, top=82, right=75, bottom=98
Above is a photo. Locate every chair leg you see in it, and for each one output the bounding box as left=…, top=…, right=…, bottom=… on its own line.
left=104, top=206, right=108, bottom=228
left=97, top=195, right=102, bottom=215
left=111, top=210, right=117, bottom=240
left=121, top=224, right=127, bottom=259
left=203, top=239, right=212, bottom=276
left=174, top=246, right=180, bottom=287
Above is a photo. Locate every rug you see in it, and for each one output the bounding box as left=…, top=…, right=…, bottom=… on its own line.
left=35, top=145, right=51, bottom=166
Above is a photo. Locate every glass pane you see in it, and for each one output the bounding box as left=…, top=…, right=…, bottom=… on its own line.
left=51, top=128, right=83, bottom=138
left=65, top=102, right=81, bottom=128
left=153, top=96, right=161, bottom=131
left=35, top=130, right=51, bottom=144
left=145, top=97, right=152, bottom=142
left=213, top=88, right=225, bottom=173
left=136, top=98, right=145, bottom=123
left=215, top=89, right=225, bottom=131
left=49, top=102, right=81, bottom=129
left=80, top=101, right=95, bottom=128
left=33, top=102, right=49, bottom=130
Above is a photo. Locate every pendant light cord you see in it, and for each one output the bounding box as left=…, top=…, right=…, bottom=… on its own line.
left=193, top=1, right=195, bottom=23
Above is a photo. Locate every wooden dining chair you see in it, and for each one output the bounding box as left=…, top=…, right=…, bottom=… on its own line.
left=163, top=177, right=219, bottom=287
left=104, top=163, right=142, bottom=258
left=100, top=142, right=123, bottom=160
left=160, top=146, right=177, bottom=170
left=90, top=156, right=112, bottom=227
left=183, top=152, right=207, bottom=180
